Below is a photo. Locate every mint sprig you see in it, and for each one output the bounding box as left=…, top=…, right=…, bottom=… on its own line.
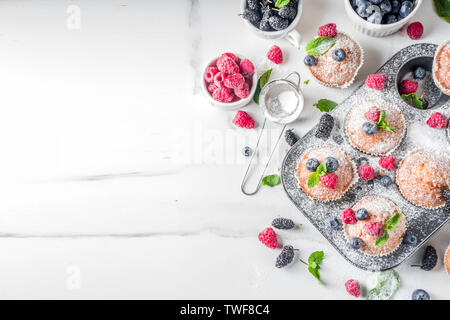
left=262, top=174, right=281, bottom=187
left=299, top=251, right=324, bottom=284
left=307, top=161, right=327, bottom=188
left=433, top=0, right=450, bottom=23
left=305, top=37, right=335, bottom=56
left=275, top=0, right=290, bottom=8
left=374, top=212, right=403, bottom=247
left=374, top=229, right=389, bottom=247
left=376, top=109, right=396, bottom=133
left=253, top=69, right=272, bottom=104
left=313, top=99, right=338, bottom=112
left=401, top=93, right=423, bottom=109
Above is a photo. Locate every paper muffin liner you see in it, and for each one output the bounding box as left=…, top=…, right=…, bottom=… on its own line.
left=309, top=31, right=365, bottom=89
left=343, top=196, right=406, bottom=257
left=432, top=39, right=450, bottom=96
left=395, top=148, right=448, bottom=210
left=295, top=145, right=358, bottom=203
left=344, top=98, right=407, bottom=156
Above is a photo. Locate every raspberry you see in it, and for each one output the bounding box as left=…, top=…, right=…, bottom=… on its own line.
left=407, top=22, right=423, bottom=40
left=399, top=79, right=418, bottom=95
left=258, top=227, right=278, bottom=249
left=320, top=173, right=338, bottom=189
left=233, top=110, right=255, bottom=129
left=267, top=45, right=283, bottom=64
left=358, top=164, right=375, bottom=181
left=221, top=52, right=240, bottom=64
left=365, top=73, right=386, bottom=91
left=426, top=112, right=447, bottom=129
left=239, top=59, right=255, bottom=76
left=204, top=67, right=219, bottom=83
left=224, top=73, right=245, bottom=89
left=318, top=23, right=337, bottom=37
left=212, top=86, right=234, bottom=103
left=214, top=72, right=225, bottom=87
left=364, top=221, right=383, bottom=237
left=342, top=208, right=357, bottom=225
left=345, top=280, right=361, bottom=298
left=217, top=56, right=240, bottom=75
left=379, top=156, right=396, bottom=170
left=365, top=106, right=381, bottom=122
left=234, top=82, right=250, bottom=99
left=207, top=83, right=218, bottom=93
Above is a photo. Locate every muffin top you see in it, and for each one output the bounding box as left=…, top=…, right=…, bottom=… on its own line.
left=296, top=146, right=354, bottom=201
left=396, top=149, right=450, bottom=208
left=309, top=32, right=362, bottom=87
left=345, top=99, right=405, bottom=156
left=433, top=41, right=450, bottom=94
left=344, top=196, right=406, bottom=256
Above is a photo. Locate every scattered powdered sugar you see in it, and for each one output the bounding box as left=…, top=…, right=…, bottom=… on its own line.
left=281, top=43, right=449, bottom=271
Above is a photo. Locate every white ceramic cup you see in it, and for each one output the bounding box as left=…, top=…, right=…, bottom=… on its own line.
left=240, top=0, right=303, bottom=48
left=344, top=0, right=423, bottom=37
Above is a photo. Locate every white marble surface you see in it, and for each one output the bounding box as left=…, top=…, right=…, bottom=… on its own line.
left=0, top=0, right=448, bottom=299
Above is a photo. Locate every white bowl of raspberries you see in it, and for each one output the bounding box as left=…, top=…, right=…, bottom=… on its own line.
left=202, top=52, right=257, bottom=111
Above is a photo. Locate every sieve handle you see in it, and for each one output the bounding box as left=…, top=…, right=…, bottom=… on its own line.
left=241, top=118, right=287, bottom=196
left=285, top=71, right=301, bottom=89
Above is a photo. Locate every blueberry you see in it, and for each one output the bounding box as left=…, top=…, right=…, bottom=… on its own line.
left=243, top=146, right=252, bottom=157
left=379, top=175, right=392, bottom=187
left=332, top=49, right=346, bottom=62
left=324, top=157, right=339, bottom=173
left=278, top=6, right=297, bottom=20
left=391, top=0, right=400, bottom=13
left=369, top=0, right=382, bottom=4
left=304, top=55, right=316, bottom=67
left=399, top=0, right=413, bottom=18
left=414, top=66, right=426, bottom=80
left=367, top=11, right=383, bottom=24
left=356, top=0, right=370, bottom=18
left=380, top=0, right=392, bottom=14
left=412, top=289, right=430, bottom=300
left=327, top=217, right=339, bottom=230
left=386, top=14, right=398, bottom=24
left=404, top=233, right=418, bottom=245
left=268, top=15, right=289, bottom=30
left=362, top=121, right=378, bottom=135
left=355, top=208, right=369, bottom=220
left=350, top=237, right=363, bottom=250
left=306, top=158, right=320, bottom=172
left=419, top=98, right=429, bottom=109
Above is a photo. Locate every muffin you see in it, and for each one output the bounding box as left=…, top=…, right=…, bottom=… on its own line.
left=432, top=39, right=450, bottom=96
left=396, top=149, right=450, bottom=208
left=344, top=196, right=406, bottom=256
left=304, top=24, right=363, bottom=88
left=445, top=245, right=450, bottom=276
left=296, top=146, right=354, bottom=201
left=345, top=98, right=405, bottom=156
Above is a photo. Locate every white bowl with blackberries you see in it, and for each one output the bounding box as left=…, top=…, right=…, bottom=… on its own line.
left=240, top=0, right=303, bottom=48
left=344, top=0, right=423, bottom=37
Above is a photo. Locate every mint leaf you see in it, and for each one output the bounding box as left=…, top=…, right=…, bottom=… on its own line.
left=367, top=270, right=400, bottom=300
left=313, top=99, right=338, bottom=112
left=316, top=161, right=327, bottom=176
left=434, top=0, right=450, bottom=23
left=304, top=80, right=310, bottom=85
left=376, top=109, right=396, bottom=133
left=308, top=266, right=321, bottom=283
left=374, top=229, right=389, bottom=247
left=305, top=37, right=336, bottom=56
left=308, top=251, right=324, bottom=265
left=275, top=0, right=290, bottom=8
left=253, top=69, right=272, bottom=104
left=377, top=110, right=386, bottom=124
left=262, top=174, right=281, bottom=187
left=307, top=172, right=320, bottom=188
left=401, top=93, right=423, bottom=109
left=385, top=212, right=403, bottom=230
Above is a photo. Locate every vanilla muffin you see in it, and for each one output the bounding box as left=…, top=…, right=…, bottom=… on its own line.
left=432, top=39, right=450, bottom=96
left=307, top=32, right=363, bottom=88
left=345, top=99, right=405, bottom=156
left=296, top=146, right=354, bottom=202
left=344, top=196, right=406, bottom=256
left=396, top=149, right=450, bottom=208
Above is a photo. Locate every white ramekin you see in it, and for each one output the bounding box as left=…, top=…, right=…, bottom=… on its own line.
left=201, top=54, right=258, bottom=111
left=240, top=0, right=303, bottom=48
left=343, top=0, right=423, bottom=37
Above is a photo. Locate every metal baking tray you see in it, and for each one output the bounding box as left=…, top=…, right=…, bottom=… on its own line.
left=281, top=43, right=449, bottom=271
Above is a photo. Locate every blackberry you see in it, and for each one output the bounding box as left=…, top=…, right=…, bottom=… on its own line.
left=414, top=66, right=426, bottom=80
left=355, top=208, right=369, bottom=220
left=268, top=15, right=289, bottom=31
left=443, top=188, right=450, bottom=201
left=324, top=157, right=338, bottom=173
left=288, top=0, right=298, bottom=7
left=278, top=6, right=296, bottom=20
left=259, top=18, right=273, bottom=31
left=333, top=134, right=344, bottom=145
left=412, top=245, right=438, bottom=271
left=350, top=237, right=363, bottom=250
left=285, top=129, right=299, bottom=147
left=306, top=158, right=320, bottom=172
left=247, top=0, right=259, bottom=11
left=419, top=98, right=429, bottom=110
left=242, top=9, right=262, bottom=26
left=403, top=233, right=418, bottom=245
left=412, top=289, right=430, bottom=300
left=332, top=49, right=346, bottom=62
left=272, top=217, right=297, bottom=230
left=362, top=121, right=378, bottom=135
left=304, top=55, right=316, bottom=67
left=275, top=245, right=295, bottom=268
left=379, top=175, right=392, bottom=187
left=243, top=146, right=252, bottom=157
left=315, top=114, right=334, bottom=140
left=327, top=217, right=339, bottom=230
